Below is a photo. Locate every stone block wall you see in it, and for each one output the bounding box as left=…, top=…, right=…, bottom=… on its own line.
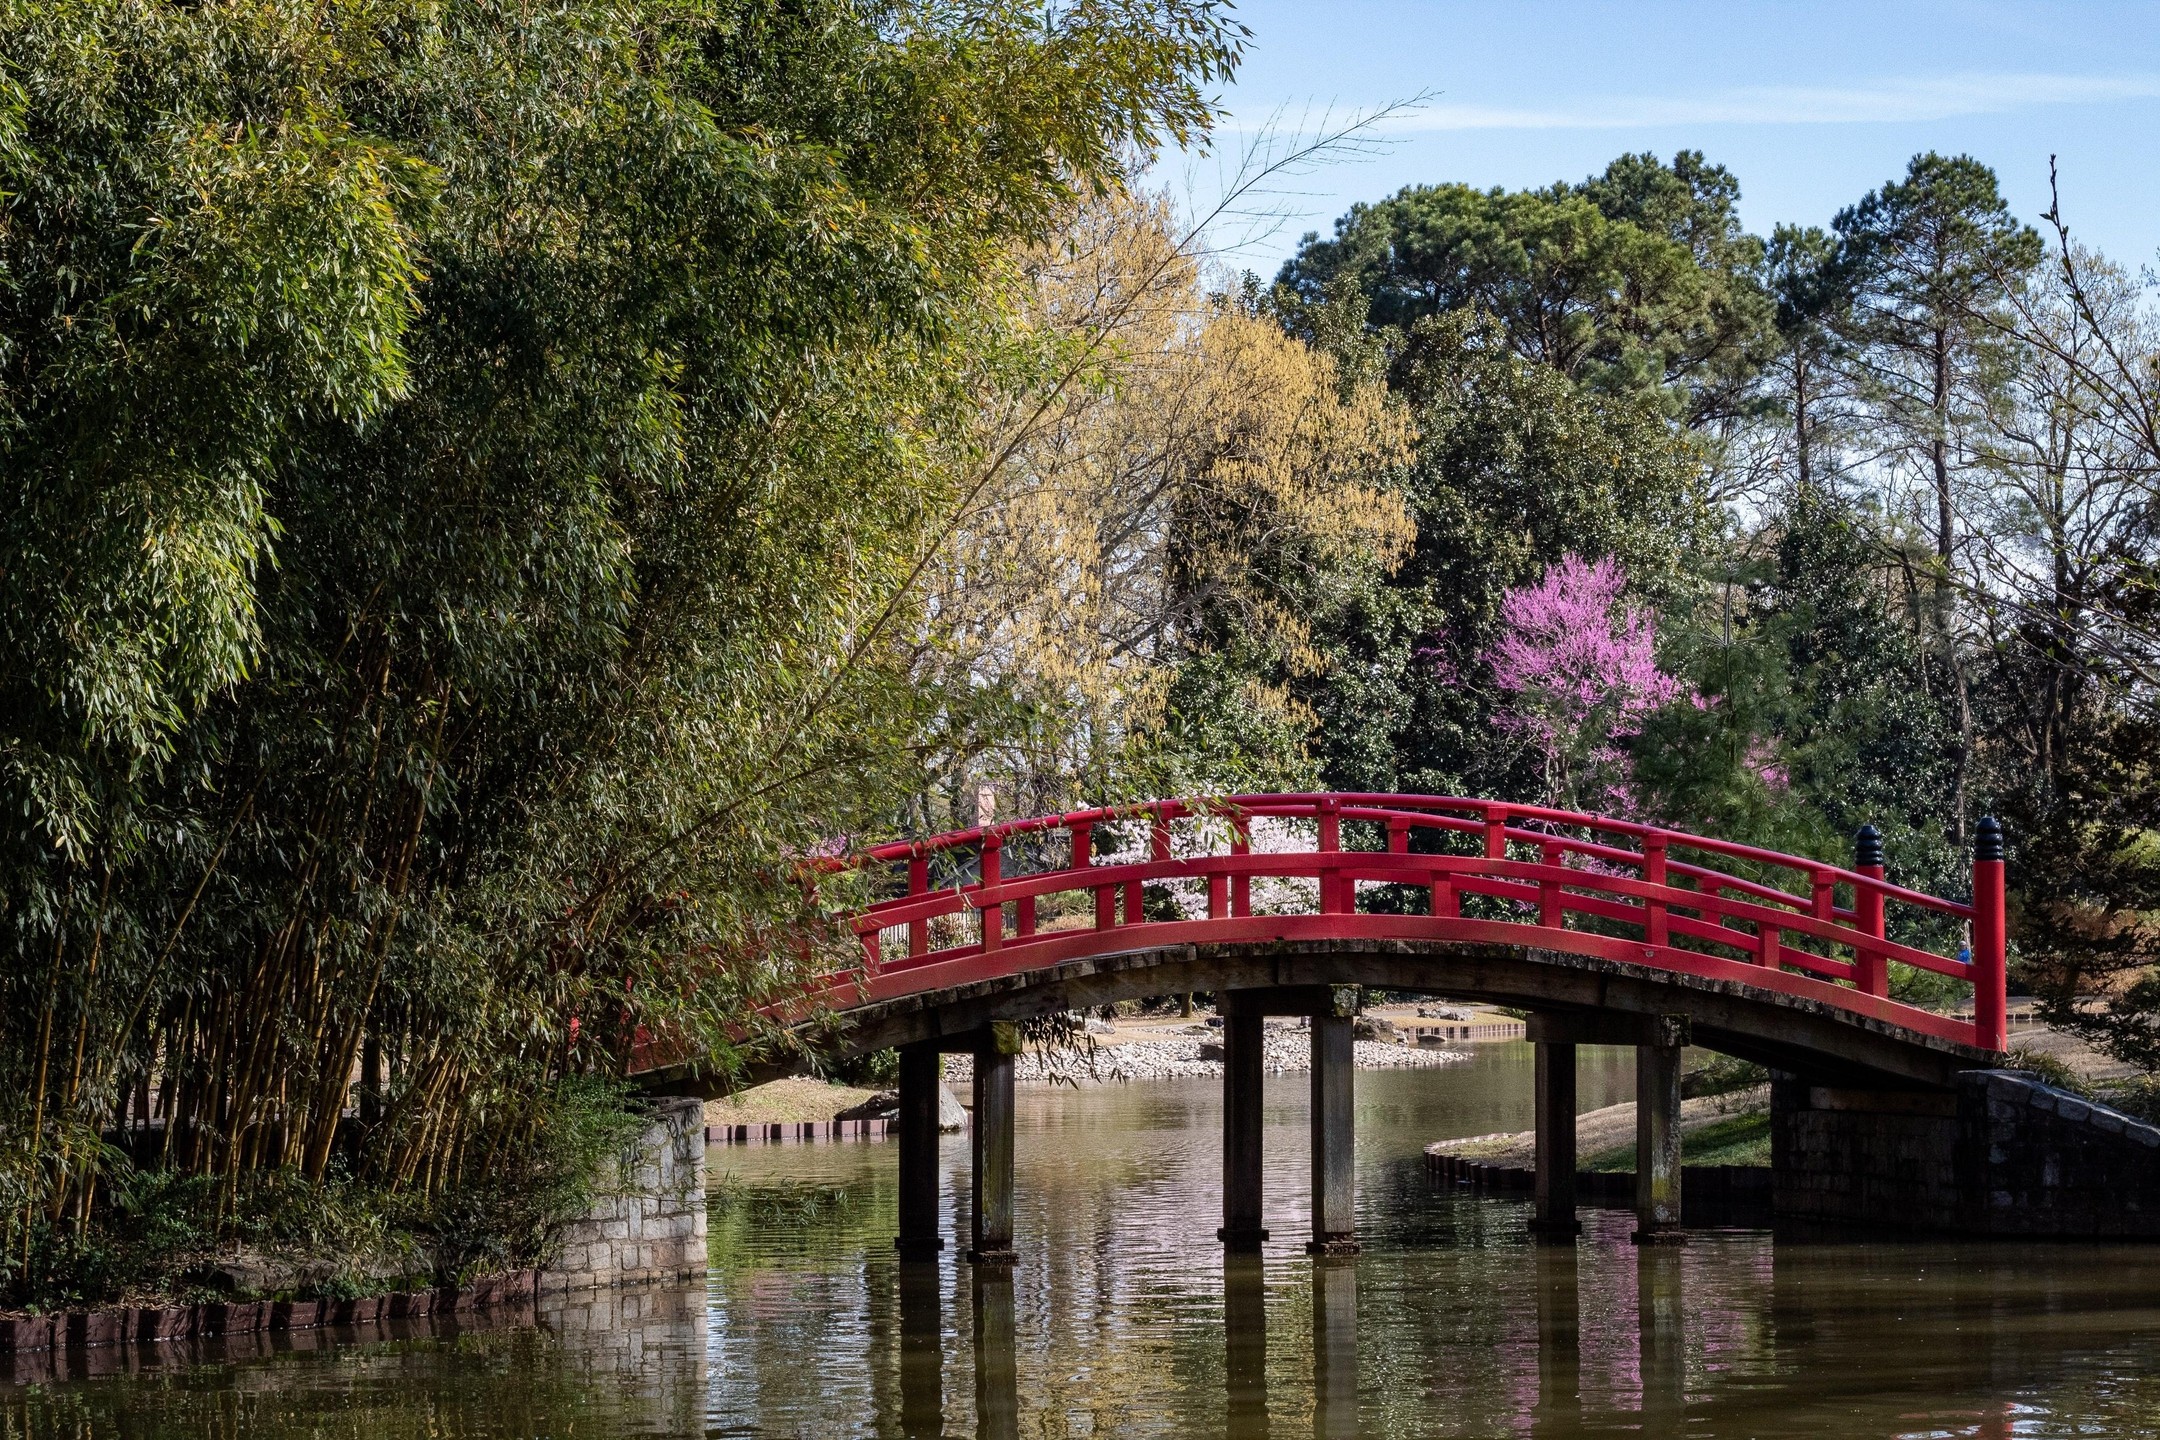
left=1771, top=1077, right=1961, bottom=1230
left=1956, top=1069, right=2160, bottom=1236
left=540, top=1096, right=708, bottom=1293
left=1771, top=1069, right=2160, bottom=1237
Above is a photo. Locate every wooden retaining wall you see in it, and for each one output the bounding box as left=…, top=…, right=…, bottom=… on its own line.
left=0, top=1269, right=537, bottom=1359
left=706, top=1117, right=893, bottom=1144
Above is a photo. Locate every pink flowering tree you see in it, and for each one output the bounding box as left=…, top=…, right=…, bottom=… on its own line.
left=1480, top=554, right=1692, bottom=813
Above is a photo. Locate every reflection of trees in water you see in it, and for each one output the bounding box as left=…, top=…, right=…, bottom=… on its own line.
left=853, top=1213, right=2160, bottom=1439
left=55, top=1076, right=2160, bottom=1439
left=707, top=1068, right=2160, bottom=1438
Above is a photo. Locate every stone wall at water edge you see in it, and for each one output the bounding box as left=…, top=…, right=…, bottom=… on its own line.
left=540, top=1097, right=709, bottom=1294
left=1773, top=1069, right=2160, bottom=1237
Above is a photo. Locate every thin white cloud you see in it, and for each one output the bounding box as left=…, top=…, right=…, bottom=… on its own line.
left=1234, top=72, right=2160, bottom=134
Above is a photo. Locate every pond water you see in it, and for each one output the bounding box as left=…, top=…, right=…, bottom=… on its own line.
left=11, top=1042, right=2160, bottom=1438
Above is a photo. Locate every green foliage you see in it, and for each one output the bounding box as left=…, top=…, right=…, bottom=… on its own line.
left=1580, top=1110, right=1769, bottom=1172
left=2005, top=1044, right=2087, bottom=1095
left=0, top=0, right=1245, bottom=1266
left=1299, top=309, right=1712, bottom=800
left=2013, top=700, right=2160, bottom=1067
left=1277, top=151, right=1775, bottom=425
left=3, top=1076, right=643, bottom=1309
left=1637, top=485, right=1963, bottom=897
left=1682, top=1053, right=1768, bottom=1100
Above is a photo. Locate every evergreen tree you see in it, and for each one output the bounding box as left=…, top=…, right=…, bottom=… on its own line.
left=1275, top=151, right=1774, bottom=426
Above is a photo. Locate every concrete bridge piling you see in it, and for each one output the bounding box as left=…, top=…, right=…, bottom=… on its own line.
left=1527, top=1012, right=1691, bottom=1244
left=889, top=985, right=1371, bottom=1261
left=1213, top=985, right=1364, bottom=1256
left=968, top=1024, right=1020, bottom=1264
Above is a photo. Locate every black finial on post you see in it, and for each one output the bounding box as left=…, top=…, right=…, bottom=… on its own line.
left=1854, top=824, right=1883, bottom=869
left=1975, top=815, right=2004, bottom=863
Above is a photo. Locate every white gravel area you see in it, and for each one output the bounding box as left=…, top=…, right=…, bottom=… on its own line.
left=941, top=1032, right=1468, bottom=1084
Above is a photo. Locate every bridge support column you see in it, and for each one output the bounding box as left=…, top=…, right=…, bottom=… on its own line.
left=1218, top=998, right=1269, bottom=1250
left=895, top=1041, right=945, bottom=1260
left=1530, top=1040, right=1581, bottom=1239
left=1308, top=998, right=1359, bottom=1256
left=1633, top=1027, right=1686, bottom=1245
left=969, top=1024, right=1019, bottom=1264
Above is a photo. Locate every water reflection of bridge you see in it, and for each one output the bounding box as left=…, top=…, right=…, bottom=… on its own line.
left=886, top=1242, right=2042, bottom=1439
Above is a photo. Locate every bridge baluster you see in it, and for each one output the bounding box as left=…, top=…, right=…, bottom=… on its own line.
left=1431, top=871, right=1457, bottom=919
left=1230, top=817, right=1252, bottom=918
left=1318, top=799, right=1342, bottom=914
left=1483, top=807, right=1508, bottom=860
left=979, top=836, right=1001, bottom=953
left=1538, top=839, right=1563, bottom=928
left=1758, top=918, right=1780, bottom=970
left=1853, top=824, right=1888, bottom=997
left=908, top=854, right=929, bottom=960
left=1641, top=836, right=1669, bottom=947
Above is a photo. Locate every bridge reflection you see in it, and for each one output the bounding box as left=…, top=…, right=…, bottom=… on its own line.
left=878, top=1239, right=2040, bottom=1440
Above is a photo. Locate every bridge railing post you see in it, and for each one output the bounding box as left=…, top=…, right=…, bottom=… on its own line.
left=1119, top=811, right=1146, bottom=926
left=979, top=834, right=1001, bottom=954
left=908, top=854, right=930, bottom=960
left=1318, top=798, right=1342, bottom=914
left=1853, top=824, right=1887, bottom=997
left=1072, top=821, right=1112, bottom=931
left=1230, top=816, right=1252, bottom=918
left=1972, top=817, right=2008, bottom=1051
left=1538, top=837, right=1562, bottom=929
left=1641, top=835, right=1668, bottom=947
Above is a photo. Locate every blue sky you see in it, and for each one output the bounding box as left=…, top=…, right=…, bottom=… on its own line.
left=1186, top=0, right=2160, bottom=278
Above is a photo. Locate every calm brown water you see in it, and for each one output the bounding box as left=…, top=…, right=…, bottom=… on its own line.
left=11, top=1042, right=2160, bottom=1437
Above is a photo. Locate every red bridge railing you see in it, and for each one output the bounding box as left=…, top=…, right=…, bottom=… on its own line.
left=826, top=794, right=2008, bottom=1053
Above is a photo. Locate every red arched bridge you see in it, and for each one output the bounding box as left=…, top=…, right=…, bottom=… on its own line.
left=674, top=793, right=2010, bottom=1259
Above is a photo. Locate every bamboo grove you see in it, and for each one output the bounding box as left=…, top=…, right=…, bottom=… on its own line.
left=0, top=0, right=1251, bottom=1283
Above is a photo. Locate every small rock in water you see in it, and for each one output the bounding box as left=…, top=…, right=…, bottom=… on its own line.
left=833, top=1090, right=899, bottom=1121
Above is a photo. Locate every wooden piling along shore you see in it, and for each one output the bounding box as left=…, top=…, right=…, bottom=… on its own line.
left=706, top=1117, right=895, bottom=1144
left=0, top=1269, right=540, bottom=1359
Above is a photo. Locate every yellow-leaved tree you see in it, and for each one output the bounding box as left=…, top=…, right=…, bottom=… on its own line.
left=917, top=191, right=1415, bottom=826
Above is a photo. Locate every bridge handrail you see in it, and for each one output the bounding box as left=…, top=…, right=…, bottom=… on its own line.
left=824, top=793, right=2008, bottom=1052
left=846, top=793, right=1967, bottom=917
left=855, top=853, right=1978, bottom=983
